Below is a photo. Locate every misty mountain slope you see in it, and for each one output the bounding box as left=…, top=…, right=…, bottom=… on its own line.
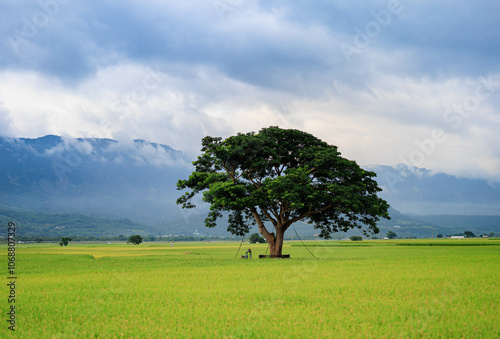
left=368, top=165, right=500, bottom=215
left=0, top=135, right=193, bottom=227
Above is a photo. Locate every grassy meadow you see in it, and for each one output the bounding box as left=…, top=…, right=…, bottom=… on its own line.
left=3, top=239, right=500, bottom=338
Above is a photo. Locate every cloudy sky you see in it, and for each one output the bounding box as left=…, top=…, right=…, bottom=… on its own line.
left=1, top=0, right=499, bottom=182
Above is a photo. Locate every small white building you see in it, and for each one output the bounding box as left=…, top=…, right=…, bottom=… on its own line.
left=451, top=236, right=465, bottom=240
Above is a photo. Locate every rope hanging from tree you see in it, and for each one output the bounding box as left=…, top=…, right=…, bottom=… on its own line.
left=293, top=226, right=318, bottom=260
left=233, top=235, right=245, bottom=260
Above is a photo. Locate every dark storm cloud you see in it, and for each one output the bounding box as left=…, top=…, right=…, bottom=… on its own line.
left=2, top=1, right=499, bottom=89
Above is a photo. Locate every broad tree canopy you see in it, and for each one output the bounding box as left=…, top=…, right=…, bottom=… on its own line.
left=177, top=126, right=390, bottom=256
left=128, top=235, right=143, bottom=245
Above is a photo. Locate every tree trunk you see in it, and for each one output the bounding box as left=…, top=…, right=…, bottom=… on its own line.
left=251, top=209, right=286, bottom=257
left=268, top=227, right=285, bottom=257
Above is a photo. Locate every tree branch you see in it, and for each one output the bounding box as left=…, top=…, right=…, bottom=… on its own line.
left=269, top=207, right=280, bottom=224
left=251, top=208, right=275, bottom=242
left=279, top=201, right=290, bottom=225
left=261, top=208, right=277, bottom=227
left=285, top=202, right=338, bottom=230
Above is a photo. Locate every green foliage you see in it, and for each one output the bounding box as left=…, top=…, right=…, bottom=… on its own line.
left=349, top=236, right=363, bottom=241
left=59, top=237, right=72, bottom=246
left=128, top=235, right=143, bottom=245
left=177, top=126, right=390, bottom=255
left=249, top=233, right=266, bottom=243
left=464, top=231, right=475, bottom=238
left=386, top=231, right=397, bottom=239
left=437, top=234, right=443, bottom=238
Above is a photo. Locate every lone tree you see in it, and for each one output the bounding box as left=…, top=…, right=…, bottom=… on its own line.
left=128, top=235, right=143, bottom=245
left=59, top=237, right=72, bottom=247
left=249, top=233, right=266, bottom=244
left=386, top=231, right=397, bottom=239
left=464, top=231, right=475, bottom=238
left=177, top=127, right=390, bottom=257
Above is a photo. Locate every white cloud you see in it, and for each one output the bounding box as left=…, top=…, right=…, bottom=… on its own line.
left=0, top=101, right=15, bottom=137
left=1, top=64, right=499, bottom=182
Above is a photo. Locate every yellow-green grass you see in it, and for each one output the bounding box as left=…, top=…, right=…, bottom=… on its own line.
left=3, top=239, right=499, bottom=338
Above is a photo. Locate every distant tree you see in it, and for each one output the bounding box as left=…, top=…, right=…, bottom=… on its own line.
left=35, top=238, right=43, bottom=244
left=490, top=232, right=496, bottom=238
left=59, top=237, right=72, bottom=247
left=349, top=236, right=362, bottom=241
left=128, top=235, right=143, bottom=245
left=176, top=126, right=390, bottom=257
left=249, top=233, right=266, bottom=243
left=371, top=236, right=378, bottom=240
left=386, top=231, right=397, bottom=239
left=436, top=234, right=443, bottom=238
left=464, top=231, right=475, bottom=238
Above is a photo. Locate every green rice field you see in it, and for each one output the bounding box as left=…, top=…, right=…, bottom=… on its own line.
left=3, top=239, right=500, bottom=338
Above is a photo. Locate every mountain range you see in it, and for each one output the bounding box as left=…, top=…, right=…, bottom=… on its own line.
left=368, top=164, right=500, bottom=215
left=0, top=135, right=499, bottom=238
